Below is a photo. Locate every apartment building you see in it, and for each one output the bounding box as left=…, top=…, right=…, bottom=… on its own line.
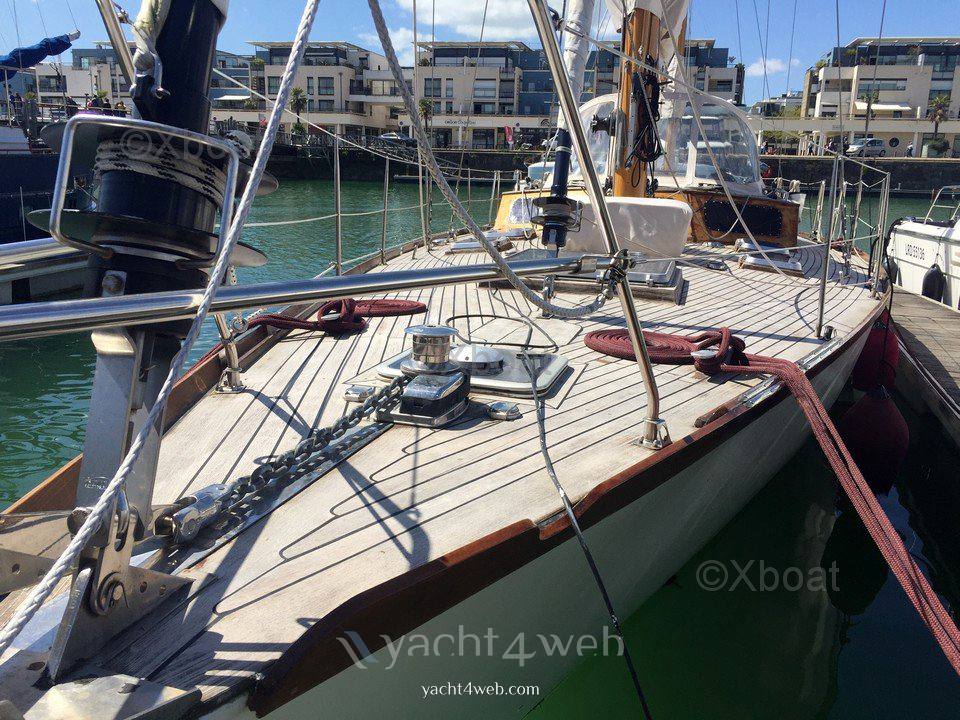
left=683, top=39, right=744, bottom=105
left=398, top=41, right=623, bottom=150
left=7, top=42, right=132, bottom=110
left=11, top=36, right=744, bottom=150
left=209, top=50, right=253, bottom=105
left=213, top=41, right=398, bottom=140
left=749, top=91, right=803, bottom=118
left=796, top=36, right=960, bottom=156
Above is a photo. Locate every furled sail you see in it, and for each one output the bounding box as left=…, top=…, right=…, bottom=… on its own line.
left=558, top=0, right=596, bottom=130
left=0, top=34, right=76, bottom=80
left=603, top=0, right=689, bottom=62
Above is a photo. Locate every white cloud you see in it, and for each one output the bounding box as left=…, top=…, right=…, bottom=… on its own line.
left=360, top=26, right=417, bottom=65
left=394, top=0, right=539, bottom=41
left=745, top=57, right=800, bottom=77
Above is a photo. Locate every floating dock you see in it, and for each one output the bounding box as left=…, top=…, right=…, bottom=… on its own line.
left=893, top=287, right=960, bottom=447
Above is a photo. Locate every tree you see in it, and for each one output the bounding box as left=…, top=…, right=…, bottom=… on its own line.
left=928, top=94, right=951, bottom=137
left=290, top=87, right=307, bottom=118
left=418, top=97, right=433, bottom=139
left=242, top=97, right=258, bottom=111
left=858, top=89, right=880, bottom=117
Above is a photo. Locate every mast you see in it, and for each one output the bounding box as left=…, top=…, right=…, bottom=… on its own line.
left=534, top=0, right=594, bottom=251
left=612, top=5, right=662, bottom=197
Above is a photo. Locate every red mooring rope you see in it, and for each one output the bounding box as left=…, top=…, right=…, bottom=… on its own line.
left=199, top=298, right=426, bottom=364
left=584, top=327, right=960, bottom=675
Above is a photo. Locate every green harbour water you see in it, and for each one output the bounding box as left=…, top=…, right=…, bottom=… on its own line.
left=1, top=183, right=958, bottom=717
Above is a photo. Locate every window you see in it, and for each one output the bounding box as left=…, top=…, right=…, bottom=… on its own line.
left=316, top=99, right=334, bottom=111
left=444, top=79, right=454, bottom=98
left=888, top=137, right=900, bottom=148
left=307, top=77, right=314, bottom=95
left=472, top=128, right=495, bottom=148
left=316, top=77, right=334, bottom=96
left=424, top=78, right=442, bottom=97
left=473, top=79, right=496, bottom=99
left=445, top=102, right=453, bottom=113
left=709, top=80, right=733, bottom=92
left=857, top=79, right=907, bottom=93
left=473, top=102, right=495, bottom=114
left=267, top=76, right=280, bottom=95
left=38, top=76, right=65, bottom=93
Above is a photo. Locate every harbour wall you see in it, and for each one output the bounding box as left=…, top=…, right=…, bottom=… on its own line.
left=760, top=156, right=960, bottom=197
left=265, top=147, right=545, bottom=182
left=267, top=146, right=960, bottom=195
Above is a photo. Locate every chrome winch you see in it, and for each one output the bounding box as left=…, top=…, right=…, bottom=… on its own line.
left=378, top=325, right=471, bottom=427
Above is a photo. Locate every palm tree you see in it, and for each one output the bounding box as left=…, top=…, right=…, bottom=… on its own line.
left=290, top=87, right=307, bottom=119
left=418, top=97, right=433, bottom=144
left=928, top=94, right=951, bottom=137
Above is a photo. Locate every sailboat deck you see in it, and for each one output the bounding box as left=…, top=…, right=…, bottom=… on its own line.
left=8, top=239, right=879, bottom=705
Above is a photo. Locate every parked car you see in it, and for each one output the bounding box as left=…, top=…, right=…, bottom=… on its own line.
left=846, top=137, right=886, bottom=157
left=377, top=132, right=417, bottom=147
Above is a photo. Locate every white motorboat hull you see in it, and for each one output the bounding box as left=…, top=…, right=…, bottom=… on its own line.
left=889, top=220, right=960, bottom=310
left=210, top=328, right=867, bottom=720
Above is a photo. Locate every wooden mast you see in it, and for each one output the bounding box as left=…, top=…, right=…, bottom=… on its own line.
left=612, top=7, right=661, bottom=198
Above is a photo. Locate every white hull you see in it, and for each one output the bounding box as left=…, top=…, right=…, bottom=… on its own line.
left=889, top=220, right=960, bottom=310
left=0, top=256, right=86, bottom=305
left=210, top=332, right=866, bottom=720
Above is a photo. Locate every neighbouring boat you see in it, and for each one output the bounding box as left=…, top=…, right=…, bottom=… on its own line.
left=0, top=0, right=892, bottom=718
left=0, top=34, right=90, bottom=303
left=888, top=185, right=960, bottom=310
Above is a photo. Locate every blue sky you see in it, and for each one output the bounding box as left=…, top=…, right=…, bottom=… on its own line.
left=3, top=0, right=959, bottom=103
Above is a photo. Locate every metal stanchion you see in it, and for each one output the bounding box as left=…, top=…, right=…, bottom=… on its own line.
left=333, top=136, right=343, bottom=275
left=488, top=170, right=499, bottom=224
left=380, top=157, right=390, bottom=265
left=527, top=0, right=667, bottom=448
left=816, top=156, right=840, bottom=338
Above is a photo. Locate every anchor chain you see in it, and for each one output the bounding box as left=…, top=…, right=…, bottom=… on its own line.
left=156, top=375, right=409, bottom=544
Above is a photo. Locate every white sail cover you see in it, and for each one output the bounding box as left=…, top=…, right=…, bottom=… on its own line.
left=558, top=0, right=596, bottom=131
left=603, top=0, right=689, bottom=62
left=133, top=0, right=229, bottom=72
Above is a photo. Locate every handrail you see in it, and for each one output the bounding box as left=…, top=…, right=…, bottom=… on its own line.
left=0, top=255, right=594, bottom=341
left=923, top=185, right=960, bottom=224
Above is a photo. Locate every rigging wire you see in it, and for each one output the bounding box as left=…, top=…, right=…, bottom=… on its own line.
left=211, top=68, right=495, bottom=179
left=748, top=0, right=769, bottom=143
left=62, top=0, right=79, bottom=33
left=850, top=0, right=888, bottom=235
left=366, top=0, right=607, bottom=319
left=733, top=0, right=743, bottom=66
left=494, top=301, right=654, bottom=720
left=447, top=0, right=491, bottom=231
left=0, top=0, right=325, bottom=659
left=649, top=2, right=795, bottom=279
left=522, top=351, right=655, bottom=720
left=776, top=0, right=798, bottom=169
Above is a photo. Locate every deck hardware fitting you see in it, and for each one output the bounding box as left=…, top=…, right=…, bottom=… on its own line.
left=488, top=401, right=522, bottom=421
left=344, top=385, right=377, bottom=403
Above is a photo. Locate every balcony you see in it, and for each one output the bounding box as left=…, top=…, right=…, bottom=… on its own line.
left=347, top=93, right=403, bottom=105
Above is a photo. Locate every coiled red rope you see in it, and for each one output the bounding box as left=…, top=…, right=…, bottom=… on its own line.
left=199, top=298, right=426, bottom=363
left=585, top=327, right=960, bottom=675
